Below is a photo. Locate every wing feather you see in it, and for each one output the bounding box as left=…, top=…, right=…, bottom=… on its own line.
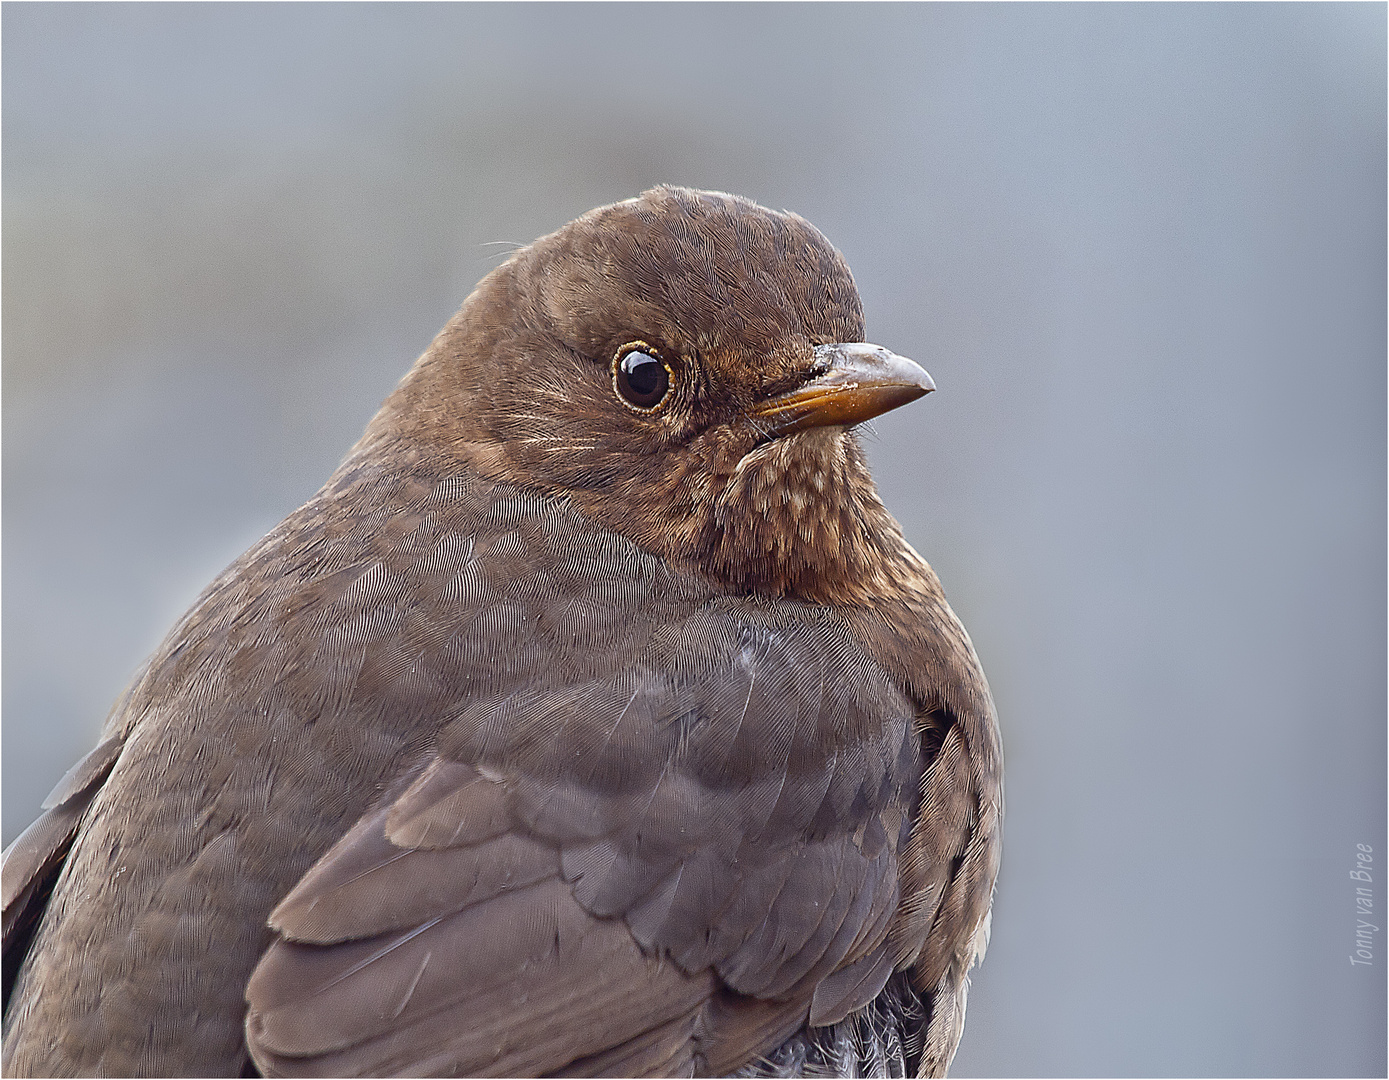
left=249, top=876, right=716, bottom=1076
left=3, top=733, right=126, bottom=1002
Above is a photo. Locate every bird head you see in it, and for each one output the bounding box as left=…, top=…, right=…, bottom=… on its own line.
left=372, top=186, right=936, bottom=604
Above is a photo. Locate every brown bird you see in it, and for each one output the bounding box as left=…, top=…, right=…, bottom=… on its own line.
left=2, top=186, right=1001, bottom=1078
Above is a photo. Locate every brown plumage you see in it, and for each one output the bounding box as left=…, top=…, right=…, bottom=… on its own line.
left=2, top=186, right=1001, bottom=1078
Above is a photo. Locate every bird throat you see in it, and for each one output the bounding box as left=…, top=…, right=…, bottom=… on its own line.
left=701, top=427, right=916, bottom=605
left=589, top=425, right=922, bottom=608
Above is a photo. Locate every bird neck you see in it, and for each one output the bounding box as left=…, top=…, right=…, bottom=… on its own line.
left=691, top=427, right=932, bottom=607
left=362, top=357, right=933, bottom=609
left=564, top=425, right=936, bottom=609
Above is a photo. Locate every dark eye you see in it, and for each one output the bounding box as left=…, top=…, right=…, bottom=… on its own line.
left=613, top=344, right=671, bottom=411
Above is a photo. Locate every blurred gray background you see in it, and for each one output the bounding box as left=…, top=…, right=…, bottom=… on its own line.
left=4, top=4, right=1384, bottom=1076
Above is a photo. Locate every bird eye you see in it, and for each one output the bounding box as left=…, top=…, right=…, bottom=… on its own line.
left=613, top=344, right=671, bottom=411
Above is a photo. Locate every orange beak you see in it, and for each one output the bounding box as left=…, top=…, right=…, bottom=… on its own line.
left=751, top=343, right=935, bottom=434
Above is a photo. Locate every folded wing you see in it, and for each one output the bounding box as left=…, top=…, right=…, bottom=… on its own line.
left=245, top=602, right=923, bottom=1077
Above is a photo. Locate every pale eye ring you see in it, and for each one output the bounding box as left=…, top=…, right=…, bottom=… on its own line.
left=612, top=342, right=672, bottom=411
